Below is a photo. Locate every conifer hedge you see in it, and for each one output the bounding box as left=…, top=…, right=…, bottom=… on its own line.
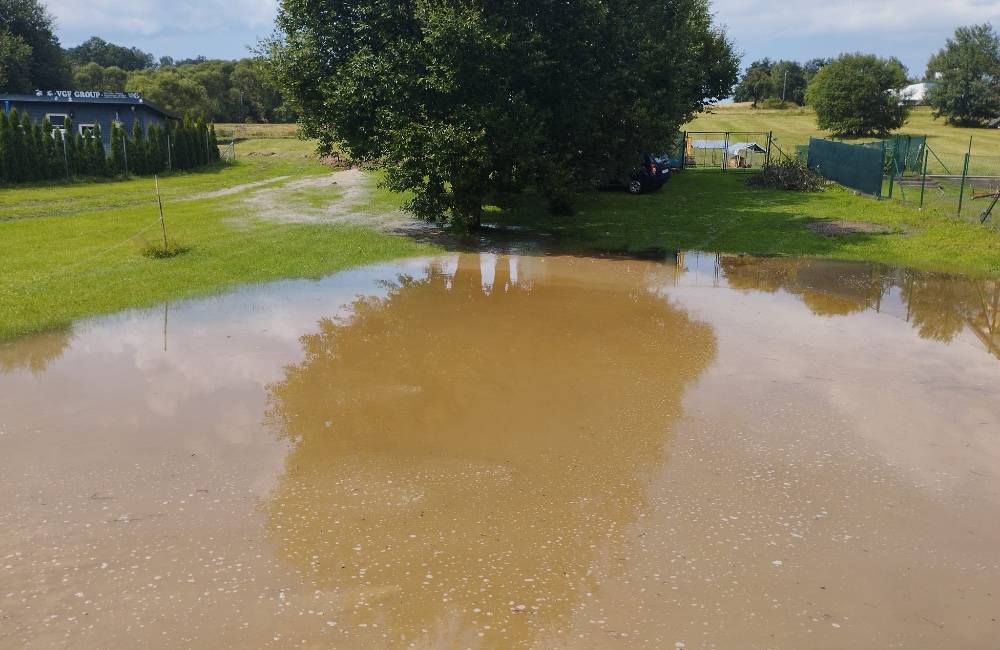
left=0, top=108, right=221, bottom=184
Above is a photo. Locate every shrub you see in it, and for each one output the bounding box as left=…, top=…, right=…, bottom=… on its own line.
left=747, top=158, right=824, bottom=192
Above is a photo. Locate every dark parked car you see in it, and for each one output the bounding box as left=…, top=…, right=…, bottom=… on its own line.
left=599, top=154, right=672, bottom=194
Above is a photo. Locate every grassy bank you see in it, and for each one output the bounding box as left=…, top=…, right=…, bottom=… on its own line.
left=3, top=119, right=1000, bottom=342
left=0, top=138, right=437, bottom=340
left=490, top=171, right=1000, bottom=277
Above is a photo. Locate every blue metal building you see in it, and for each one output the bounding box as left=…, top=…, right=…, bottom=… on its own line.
left=0, top=90, right=178, bottom=149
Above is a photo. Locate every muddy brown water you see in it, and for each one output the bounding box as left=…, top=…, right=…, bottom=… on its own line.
left=1, top=252, right=999, bottom=649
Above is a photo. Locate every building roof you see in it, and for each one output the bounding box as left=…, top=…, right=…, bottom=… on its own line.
left=896, top=82, right=936, bottom=103
left=691, top=140, right=766, bottom=155
left=0, top=91, right=178, bottom=119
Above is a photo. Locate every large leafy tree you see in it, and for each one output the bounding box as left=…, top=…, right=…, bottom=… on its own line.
left=269, top=0, right=737, bottom=228
left=733, top=59, right=774, bottom=105
left=770, top=60, right=806, bottom=105
left=66, top=37, right=155, bottom=71
left=0, top=28, right=33, bottom=91
left=0, top=0, right=71, bottom=92
left=926, top=24, right=1000, bottom=126
left=806, top=53, right=910, bottom=136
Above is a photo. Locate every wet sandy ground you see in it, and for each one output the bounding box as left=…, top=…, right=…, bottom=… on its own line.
left=1, top=253, right=998, bottom=649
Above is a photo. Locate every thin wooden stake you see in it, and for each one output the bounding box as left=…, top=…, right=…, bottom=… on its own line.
left=155, top=175, right=168, bottom=252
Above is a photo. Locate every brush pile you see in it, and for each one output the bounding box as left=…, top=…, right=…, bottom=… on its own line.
left=746, top=158, right=825, bottom=191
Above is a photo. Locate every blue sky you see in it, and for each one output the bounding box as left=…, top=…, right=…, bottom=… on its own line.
left=48, top=0, right=1000, bottom=77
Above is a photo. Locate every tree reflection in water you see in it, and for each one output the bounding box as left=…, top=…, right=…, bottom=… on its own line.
left=0, top=327, right=74, bottom=375
left=719, top=256, right=1000, bottom=358
left=264, top=254, right=717, bottom=647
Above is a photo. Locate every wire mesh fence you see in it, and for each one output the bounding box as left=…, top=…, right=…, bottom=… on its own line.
left=886, top=144, right=1000, bottom=228
left=681, top=132, right=773, bottom=171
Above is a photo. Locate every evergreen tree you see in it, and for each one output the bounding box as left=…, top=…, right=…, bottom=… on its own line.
left=52, top=128, right=67, bottom=180
left=90, top=124, right=106, bottom=176
left=62, top=117, right=76, bottom=176
left=147, top=124, right=163, bottom=173
left=20, top=112, right=39, bottom=180
left=72, top=131, right=85, bottom=176
left=9, top=108, right=27, bottom=182
left=0, top=111, right=10, bottom=182
left=161, top=124, right=172, bottom=171
left=208, top=123, right=219, bottom=162
left=41, top=118, right=59, bottom=178
left=130, top=121, right=146, bottom=175
left=110, top=123, right=126, bottom=176
left=177, top=120, right=192, bottom=169
left=31, top=120, right=47, bottom=180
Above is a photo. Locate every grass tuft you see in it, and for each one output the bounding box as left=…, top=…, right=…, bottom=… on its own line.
left=140, top=240, right=191, bottom=259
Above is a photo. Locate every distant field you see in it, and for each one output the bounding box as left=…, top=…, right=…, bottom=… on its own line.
left=684, top=105, right=1000, bottom=169
left=215, top=123, right=300, bottom=139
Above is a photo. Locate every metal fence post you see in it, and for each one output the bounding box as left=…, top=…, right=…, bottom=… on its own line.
left=766, top=131, right=773, bottom=167
left=722, top=132, right=729, bottom=172
left=957, top=153, right=970, bottom=218
left=918, top=148, right=929, bottom=209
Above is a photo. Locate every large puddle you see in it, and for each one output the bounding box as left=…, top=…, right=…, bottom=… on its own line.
left=1, top=253, right=998, bottom=648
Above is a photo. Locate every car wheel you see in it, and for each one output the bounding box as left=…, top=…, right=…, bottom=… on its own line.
left=627, top=179, right=643, bottom=194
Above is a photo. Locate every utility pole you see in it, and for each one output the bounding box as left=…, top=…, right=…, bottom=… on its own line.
left=782, top=71, right=788, bottom=103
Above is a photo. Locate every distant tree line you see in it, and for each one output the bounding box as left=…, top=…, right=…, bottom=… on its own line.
left=733, top=58, right=832, bottom=106
left=732, top=24, right=1000, bottom=132
left=0, top=107, right=220, bottom=184
left=2, top=0, right=292, bottom=123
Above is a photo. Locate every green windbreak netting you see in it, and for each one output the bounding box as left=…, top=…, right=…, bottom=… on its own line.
left=862, top=135, right=927, bottom=174
left=807, top=137, right=885, bottom=196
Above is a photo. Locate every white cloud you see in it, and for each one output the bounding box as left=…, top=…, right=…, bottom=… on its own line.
left=47, top=0, right=278, bottom=38
left=712, top=0, right=1000, bottom=36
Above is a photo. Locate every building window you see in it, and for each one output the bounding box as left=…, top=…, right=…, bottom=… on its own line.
left=45, top=113, right=69, bottom=136
left=78, top=124, right=97, bottom=136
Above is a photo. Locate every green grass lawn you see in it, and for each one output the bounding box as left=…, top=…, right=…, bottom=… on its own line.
left=490, top=171, right=1000, bottom=277
left=3, top=117, right=1000, bottom=342
left=0, top=137, right=437, bottom=340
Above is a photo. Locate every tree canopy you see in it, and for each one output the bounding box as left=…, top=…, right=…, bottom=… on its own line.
left=270, top=0, right=737, bottom=228
left=733, top=59, right=775, bottom=105
left=806, top=53, right=910, bottom=136
left=0, top=0, right=71, bottom=92
left=926, top=24, right=1000, bottom=126
left=65, top=36, right=155, bottom=71
left=733, top=58, right=828, bottom=106
left=125, top=58, right=290, bottom=123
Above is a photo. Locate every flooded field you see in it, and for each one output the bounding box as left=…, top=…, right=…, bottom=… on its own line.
left=1, top=252, right=998, bottom=649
